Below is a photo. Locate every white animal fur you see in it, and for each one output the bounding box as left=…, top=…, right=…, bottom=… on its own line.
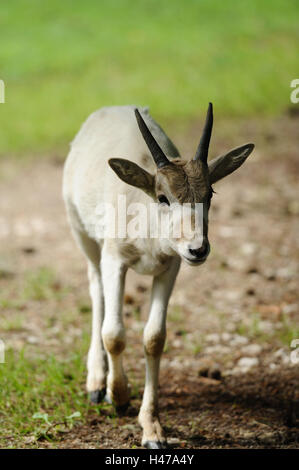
left=63, top=105, right=254, bottom=448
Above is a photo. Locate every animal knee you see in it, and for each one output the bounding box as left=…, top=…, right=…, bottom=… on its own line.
left=144, top=328, right=165, bottom=357
left=102, top=327, right=126, bottom=355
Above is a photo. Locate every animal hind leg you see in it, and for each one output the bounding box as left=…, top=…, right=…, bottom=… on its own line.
left=72, top=227, right=107, bottom=403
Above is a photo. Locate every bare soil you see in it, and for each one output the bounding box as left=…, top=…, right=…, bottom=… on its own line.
left=0, top=114, right=298, bottom=448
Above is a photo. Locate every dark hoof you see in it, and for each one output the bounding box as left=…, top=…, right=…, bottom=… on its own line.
left=115, top=402, right=130, bottom=415
left=144, top=441, right=168, bottom=449
left=90, top=389, right=106, bottom=404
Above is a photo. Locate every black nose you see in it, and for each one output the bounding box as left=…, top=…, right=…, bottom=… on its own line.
left=189, top=240, right=210, bottom=259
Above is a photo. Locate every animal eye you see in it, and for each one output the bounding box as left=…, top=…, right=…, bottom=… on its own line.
left=158, top=195, right=170, bottom=206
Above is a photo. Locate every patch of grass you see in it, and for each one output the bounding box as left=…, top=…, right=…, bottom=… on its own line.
left=0, top=314, right=25, bottom=332
left=0, top=296, right=23, bottom=311
left=0, top=345, right=101, bottom=448
left=235, top=322, right=248, bottom=337
left=128, top=381, right=141, bottom=401
left=78, top=303, right=91, bottom=314
left=169, top=305, right=183, bottom=323
left=0, top=0, right=298, bottom=157
left=22, top=267, right=65, bottom=301
left=249, top=313, right=262, bottom=338
left=236, top=312, right=268, bottom=341
left=59, top=309, right=82, bottom=330
left=277, top=315, right=299, bottom=346
left=192, top=343, right=203, bottom=356
left=132, top=306, right=141, bottom=321
left=236, top=312, right=299, bottom=346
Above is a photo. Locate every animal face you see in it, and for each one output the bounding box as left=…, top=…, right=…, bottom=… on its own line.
left=109, top=104, right=254, bottom=265
left=153, top=159, right=212, bottom=264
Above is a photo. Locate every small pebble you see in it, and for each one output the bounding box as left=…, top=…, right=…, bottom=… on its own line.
left=259, top=321, right=274, bottom=334
left=257, top=431, right=279, bottom=445
left=27, top=336, right=38, bottom=345
left=167, top=437, right=180, bottom=445
left=237, top=357, right=259, bottom=371
left=230, top=335, right=249, bottom=346
left=241, top=344, right=262, bottom=356
left=241, top=243, right=257, bottom=256
left=221, top=332, right=232, bottom=342
left=205, top=345, right=231, bottom=355
left=206, top=333, right=220, bottom=343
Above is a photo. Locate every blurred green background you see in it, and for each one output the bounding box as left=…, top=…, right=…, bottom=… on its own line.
left=0, top=0, right=298, bottom=157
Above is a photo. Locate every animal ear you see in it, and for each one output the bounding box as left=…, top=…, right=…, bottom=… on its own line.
left=208, top=143, right=254, bottom=184
left=108, top=158, right=155, bottom=196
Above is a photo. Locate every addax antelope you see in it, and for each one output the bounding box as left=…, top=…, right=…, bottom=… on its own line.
left=63, top=104, right=254, bottom=448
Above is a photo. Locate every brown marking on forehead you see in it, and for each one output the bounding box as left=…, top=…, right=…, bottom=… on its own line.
left=141, top=153, right=151, bottom=169
left=156, top=159, right=211, bottom=203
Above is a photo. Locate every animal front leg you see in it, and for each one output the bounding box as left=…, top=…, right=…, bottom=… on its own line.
left=101, top=246, right=130, bottom=411
left=139, top=257, right=181, bottom=449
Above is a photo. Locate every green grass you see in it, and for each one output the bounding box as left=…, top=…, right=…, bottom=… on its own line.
left=168, top=305, right=183, bottom=323
left=236, top=312, right=299, bottom=346
left=0, top=264, right=104, bottom=447
left=0, top=346, right=99, bottom=447
left=0, top=0, right=298, bottom=157
left=22, top=267, right=66, bottom=301
left=278, top=315, right=299, bottom=346
left=0, top=314, right=25, bottom=332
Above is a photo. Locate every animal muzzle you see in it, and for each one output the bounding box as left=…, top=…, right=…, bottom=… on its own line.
left=185, top=238, right=210, bottom=264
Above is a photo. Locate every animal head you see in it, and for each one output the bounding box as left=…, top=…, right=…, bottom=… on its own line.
left=109, top=104, right=254, bottom=265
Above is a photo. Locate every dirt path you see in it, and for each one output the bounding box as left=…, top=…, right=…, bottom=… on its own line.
left=0, top=115, right=298, bottom=448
